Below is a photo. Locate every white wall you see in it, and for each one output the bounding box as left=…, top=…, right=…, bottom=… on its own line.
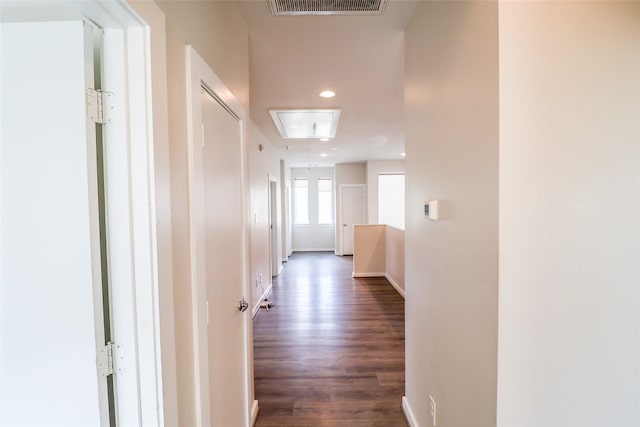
left=247, top=123, right=281, bottom=313
left=353, top=224, right=386, bottom=276
left=385, top=226, right=405, bottom=296
left=497, top=2, right=640, bottom=426
left=334, top=162, right=366, bottom=254
left=351, top=225, right=405, bottom=297
left=291, top=167, right=335, bottom=251
left=153, top=2, right=250, bottom=424
left=405, top=2, right=640, bottom=426
left=404, top=2, right=499, bottom=426
left=366, top=159, right=404, bottom=224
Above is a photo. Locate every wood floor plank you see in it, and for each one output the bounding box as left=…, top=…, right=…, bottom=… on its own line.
left=253, top=252, right=407, bottom=426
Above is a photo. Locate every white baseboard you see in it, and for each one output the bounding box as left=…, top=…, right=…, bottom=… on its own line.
left=250, top=400, right=259, bottom=426
left=352, top=272, right=385, bottom=278
left=385, top=273, right=405, bottom=298
left=402, top=396, right=418, bottom=427
left=291, top=248, right=335, bottom=252
left=350, top=272, right=405, bottom=298
left=252, top=284, right=273, bottom=317
left=277, top=264, right=283, bottom=275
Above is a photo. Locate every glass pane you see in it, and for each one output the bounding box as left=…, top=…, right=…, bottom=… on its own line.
left=294, top=182, right=309, bottom=224
left=317, top=178, right=332, bottom=224
left=318, top=193, right=332, bottom=224
left=378, top=174, right=405, bottom=229
left=317, top=178, right=331, bottom=192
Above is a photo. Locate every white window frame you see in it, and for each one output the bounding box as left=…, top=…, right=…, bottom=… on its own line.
left=378, top=173, right=405, bottom=230
left=317, top=177, right=334, bottom=225
left=293, top=177, right=310, bottom=225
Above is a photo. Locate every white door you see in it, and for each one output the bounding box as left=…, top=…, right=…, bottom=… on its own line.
left=269, top=179, right=279, bottom=277
left=1, top=21, right=109, bottom=425
left=200, top=87, right=247, bottom=426
left=341, top=185, right=366, bottom=255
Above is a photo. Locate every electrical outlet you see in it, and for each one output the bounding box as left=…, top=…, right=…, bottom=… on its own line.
left=429, top=394, right=436, bottom=426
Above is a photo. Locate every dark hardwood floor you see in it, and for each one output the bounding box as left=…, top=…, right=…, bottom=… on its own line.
left=253, top=252, right=407, bottom=426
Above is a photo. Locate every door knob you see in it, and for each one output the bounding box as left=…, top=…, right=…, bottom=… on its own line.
left=238, top=298, right=249, bottom=312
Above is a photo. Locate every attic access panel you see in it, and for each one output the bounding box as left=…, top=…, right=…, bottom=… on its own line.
left=269, top=0, right=388, bottom=15
left=269, top=109, right=341, bottom=139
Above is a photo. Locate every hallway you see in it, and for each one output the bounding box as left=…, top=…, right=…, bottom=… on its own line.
left=253, top=252, right=407, bottom=426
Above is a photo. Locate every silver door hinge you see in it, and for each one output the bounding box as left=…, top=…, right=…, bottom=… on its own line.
left=86, top=88, right=114, bottom=125
left=98, top=342, right=125, bottom=377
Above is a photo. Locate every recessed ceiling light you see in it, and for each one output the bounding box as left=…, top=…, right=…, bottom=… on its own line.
left=401, top=152, right=406, bottom=157
left=320, top=138, right=330, bottom=142
left=320, top=153, right=328, bottom=157
left=319, top=90, right=335, bottom=98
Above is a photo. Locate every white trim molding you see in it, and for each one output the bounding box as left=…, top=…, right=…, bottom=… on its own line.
left=402, top=396, right=418, bottom=427
left=385, top=273, right=405, bottom=298
left=292, top=248, right=336, bottom=252
left=250, top=400, right=259, bottom=426
left=352, top=272, right=386, bottom=278
left=252, top=284, right=273, bottom=317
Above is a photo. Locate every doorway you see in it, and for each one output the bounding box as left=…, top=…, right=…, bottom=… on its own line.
left=269, top=178, right=280, bottom=278
left=1, top=20, right=110, bottom=426
left=0, top=7, right=170, bottom=424
left=186, top=46, right=254, bottom=427
left=339, top=184, right=366, bottom=255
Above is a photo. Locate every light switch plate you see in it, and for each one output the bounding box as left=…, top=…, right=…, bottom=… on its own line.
left=428, top=200, right=439, bottom=221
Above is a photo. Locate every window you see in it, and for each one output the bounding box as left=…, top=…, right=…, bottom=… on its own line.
left=378, top=174, right=405, bottom=229
left=294, top=178, right=309, bottom=224
left=317, top=178, right=333, bottom=224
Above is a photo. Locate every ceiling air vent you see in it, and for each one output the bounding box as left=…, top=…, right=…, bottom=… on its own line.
left=269, top=0, right=388, bottom=16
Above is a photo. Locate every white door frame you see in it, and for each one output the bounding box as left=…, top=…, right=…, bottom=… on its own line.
left=97, top=5, right=176, bottom=426
left=185, top=45, right=254, bottom=427
left=338, top=184, right=366, bottom=255
left=269, top=175, right=280, bottom=278
left=0, top=1, right=177, bottom=425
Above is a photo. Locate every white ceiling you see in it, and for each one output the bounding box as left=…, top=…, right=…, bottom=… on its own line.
left=238, top=1, right=416, bottom=167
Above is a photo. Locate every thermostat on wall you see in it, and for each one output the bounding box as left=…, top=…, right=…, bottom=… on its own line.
left=424, top=200, right=439, bottom=221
